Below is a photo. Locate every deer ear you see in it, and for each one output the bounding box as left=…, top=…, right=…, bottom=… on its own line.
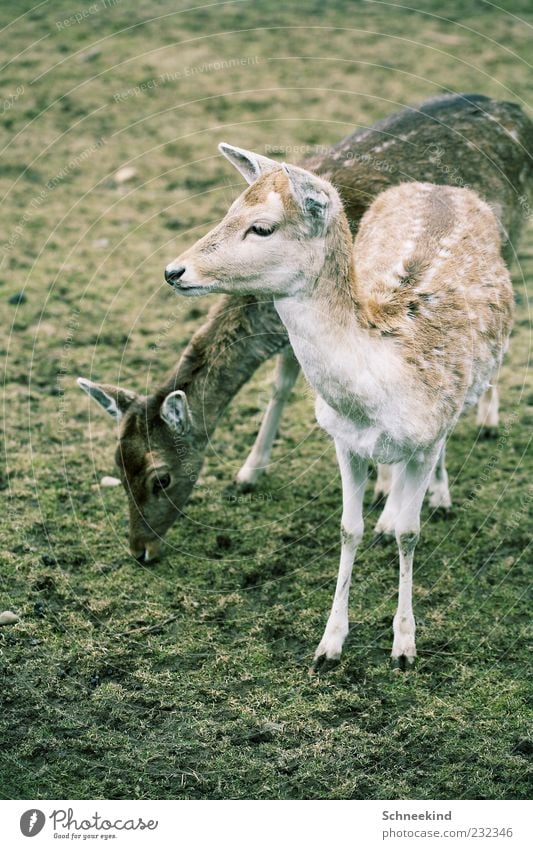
left=218, top=143, right=279, bottom=185
left=77, top=377, right=137, bottom=422
left=282, top=163, right=333, bottom=231
left=160, top=390, right=192, bottom=434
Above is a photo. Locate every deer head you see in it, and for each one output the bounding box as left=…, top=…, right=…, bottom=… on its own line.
left=77, top=377, right=204, bottom=562
left=164, top=144, right=342, bottom=298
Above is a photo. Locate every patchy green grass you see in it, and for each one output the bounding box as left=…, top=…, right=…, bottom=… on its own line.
left=0, top=0, right=531, bottom=800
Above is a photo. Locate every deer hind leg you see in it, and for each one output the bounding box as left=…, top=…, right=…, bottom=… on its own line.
left=476, top=383, right=499, bottom=439
left=427, top=442, right=451, bottom=512
left=236, top=347, right=300, bottom=488
left=391, top=442, right=443, bottom=669
left=310, top=443, right=368, bottom=673
left=373, top=462, right=404, bottom=539
left=372, top=463, right=392, bottom=507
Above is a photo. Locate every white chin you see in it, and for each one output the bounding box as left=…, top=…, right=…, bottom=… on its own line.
left=175, top=284, right=214, bottom=297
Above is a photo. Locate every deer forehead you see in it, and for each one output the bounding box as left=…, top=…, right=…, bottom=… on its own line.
left=227, top=188, right=286, bottom=224
left=241, top=168, right=295, bottom=211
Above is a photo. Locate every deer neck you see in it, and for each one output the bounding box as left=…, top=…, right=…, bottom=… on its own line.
left=273, top=211, right=375, bottom=413
left=276, top=210, right=365, bottom=340
left=315, top=210, right=362, bottom=318
left=158, top=296, right=288, bottom=444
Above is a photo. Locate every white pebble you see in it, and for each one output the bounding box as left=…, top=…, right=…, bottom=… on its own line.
left=0, top=610, right=19, bottom=626
left=100, top=475, right=121, bottom=487
left=114, top=166, right=137, bottom=184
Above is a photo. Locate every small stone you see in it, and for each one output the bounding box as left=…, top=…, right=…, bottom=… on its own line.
left=79, top=48, right=101, bottom=62
left=114, top=166, right=137, bottom=185
left=100, top=475, right=121, bottom=487
left=0, top=610, right=19, bottom=626
left=92, top=238, right=109, bottom=248
left=8, top=292, right=26, bottom=305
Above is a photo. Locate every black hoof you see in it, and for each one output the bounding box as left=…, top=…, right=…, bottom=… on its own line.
left=309, top=655, right=340, bottom=676
left=234, top=479, right=257, bottom=493
left=478, top=426, right=499, bottom=440
left=390, top=655, right=416, bottom=672
left=430, top=506, right=451, bottom=522
left=223, top=481, right=254, bottom=499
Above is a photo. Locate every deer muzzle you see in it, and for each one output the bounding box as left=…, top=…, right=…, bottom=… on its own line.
left=130, top=538, right=161, bottom=563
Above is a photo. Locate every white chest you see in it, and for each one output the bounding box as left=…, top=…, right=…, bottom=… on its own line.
left=275, top=296, right=435, bottom=460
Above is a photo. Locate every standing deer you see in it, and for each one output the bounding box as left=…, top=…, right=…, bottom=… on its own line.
left=163, top=146, right=514, bottom=669
left=77, top=94, right=532, bottom=562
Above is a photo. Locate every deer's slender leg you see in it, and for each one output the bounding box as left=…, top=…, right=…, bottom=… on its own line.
left=391, top=441, right=444, bottom=668
left=236, top=346, right=300, bottom=488
left=310, top=444, right=368, bottom=673
left=372, top=463, right=392, bottom=506
left=476, top=383, right=499, bottom=438
left=427, top=442, right=451, bottom=511
left=373, top=462, right=404, bottom=538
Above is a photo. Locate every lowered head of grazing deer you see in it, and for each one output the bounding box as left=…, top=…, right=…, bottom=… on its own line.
left=77, top=293, right=288, bottom=562
left=77, top=377, right=205, bottom=562
left=165, top=144, right=347, bottom=302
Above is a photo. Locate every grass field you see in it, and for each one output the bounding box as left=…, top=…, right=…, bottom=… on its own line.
left=0, top=0, right=531, bottom=800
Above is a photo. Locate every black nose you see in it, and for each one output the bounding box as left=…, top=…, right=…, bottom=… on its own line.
left=165, top=265, right=186, bottom=285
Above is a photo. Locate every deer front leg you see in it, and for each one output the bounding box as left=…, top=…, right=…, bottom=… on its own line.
left=391, top=442, right=444, bottom=669
left=476, top=383, right=499, bottom=438
left=236, top=347, right=300, bottom=488
left=310, top=444, right=367, bottom=674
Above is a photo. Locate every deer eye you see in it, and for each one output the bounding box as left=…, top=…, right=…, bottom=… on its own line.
left=153, top=472, right=171, bottom=493
left=246, top=223, right=276, bottom=238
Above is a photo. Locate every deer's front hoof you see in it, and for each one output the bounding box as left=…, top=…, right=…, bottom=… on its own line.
left=309, top=653, right=341, bottom=676
left=478, top=425, right=499, bottom=440
left=309, top=626, right=346, bottom=674
left=390, top=654, right=416, bottom=672
left=429, top=506, right=451, bottom=522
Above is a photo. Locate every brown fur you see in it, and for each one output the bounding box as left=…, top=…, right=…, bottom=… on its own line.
left=325, top=181, right=513, bottom=419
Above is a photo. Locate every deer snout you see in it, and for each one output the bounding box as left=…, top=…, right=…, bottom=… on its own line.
left=164, top=264, right=186, bottom=285
left=130, top=539, right=161, bottom=563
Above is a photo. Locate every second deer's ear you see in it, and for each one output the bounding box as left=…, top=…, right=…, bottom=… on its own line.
left=160, top=390, right=192, bottom=434
left=77, top=378, right=137, bottom=422
left=218, top=143, right=279, bottom=185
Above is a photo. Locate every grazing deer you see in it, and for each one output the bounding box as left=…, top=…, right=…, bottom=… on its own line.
left=163, top=145, right=514, bottom=669
left=77, top=94, right=532, bottom=563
